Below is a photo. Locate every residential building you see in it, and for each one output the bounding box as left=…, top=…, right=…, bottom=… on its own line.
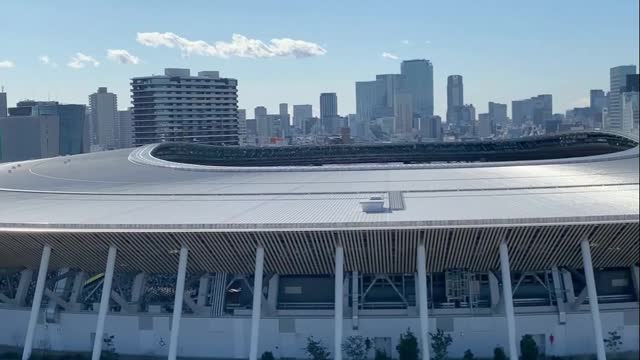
left=131, top=68, right=239, bottom=146
left=320, top=93, right=338, bottom=134
left=118, top=109, right=133, bottom=148
left=606, top=65, right=636, bottom=130
left=400, top=59, right=434, bottom=118
left=89, top=87, right=118, bottom=151
left=237, top=109, right=247, bottom=145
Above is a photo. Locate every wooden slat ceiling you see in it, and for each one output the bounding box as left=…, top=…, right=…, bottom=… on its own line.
left=0, top=223, right=638, bottom=274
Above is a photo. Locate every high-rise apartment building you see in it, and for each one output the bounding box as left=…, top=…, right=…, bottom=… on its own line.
left=237, top=109, right=247, bottom=145
left=118, top=109, right=133, bottom=148
left=89, top=87, right=118, bottom=150
left=400, top=59, right=434, bottom=118
left=292, top=105, right=312, bottom=129
left=607, top=65, right=636, bottom=130
left=131, top=68, right=239, bottom=146
left=446, top=75, right=464, bottom=125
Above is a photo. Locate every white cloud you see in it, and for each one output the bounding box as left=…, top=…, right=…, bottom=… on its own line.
left=136, top=32, right=327, bottom=58
left=381, top=52, right=400, bottom=60
left=107, top=49, right=140, bottom=64
left=0, top=60, right=15, bottom=69
left=39, top=56, right=50, bottom=65
left=401, top=39, right=410, bottom=45
left=425, top=40, right=432, bottom=44
left=67, top=53, right=100, bottom=69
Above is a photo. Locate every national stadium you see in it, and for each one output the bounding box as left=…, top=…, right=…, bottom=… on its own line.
left=0, top=131, right=638, bottom=360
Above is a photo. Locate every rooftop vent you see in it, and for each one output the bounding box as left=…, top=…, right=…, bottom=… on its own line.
left=360, top=196, right=385, bottom=213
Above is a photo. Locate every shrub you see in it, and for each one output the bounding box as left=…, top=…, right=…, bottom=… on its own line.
left=342, top=335, right=372, bottom=360
left=463, top=349, right=475, bottom=360
left=261, top=351, right=276, bottom=360
left=604, top=330, right=623, bottom=352
left=429, top=329, right=453, bottom=360
left=396, top=328, right=419, bottom=360
left=305, top=336, right=331, bottom=360
left=493, top=347, right=507, bottom=360
left=520, top=335, right=538, bottom=360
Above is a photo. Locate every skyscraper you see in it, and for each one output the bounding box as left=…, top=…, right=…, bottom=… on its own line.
left=376, top=74, right=402, bottom=114
left=393, top=93, right=413, bottom=135
left=590, top=90, right=607, bottom=112
left=293, top=105, right=312, bottom=129
left=488, top=102, right=507, bottom=127
left=320, top=93, right=338, bottom=134
left=237, top=109, right=247, bottom=145
left=478, top=113, right=493, bottom=138
left=118, top=109, right=133, bottom=149
left=419, top=115, right=442, bottom=140
left=279, top=103, right=289, bottom=136
left=0, top=91, right=7, bottom=118
left=621, top=92, right=638, bottom=131
left=355, top=80, right=384, bottom=122
left=512, top=95, right=552, bottom=128
left=446, top=75, right=464, bottom=125
left=131, top=68, right=239, bottom=146
left=89, top=87, right=118, bottom=151
left=400, top=59, right=434, bottom=118
left=607, top=65, right=637, bottom=130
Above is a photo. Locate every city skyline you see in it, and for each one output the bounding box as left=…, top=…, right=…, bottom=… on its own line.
left=0, top=0, right=638, bottom=117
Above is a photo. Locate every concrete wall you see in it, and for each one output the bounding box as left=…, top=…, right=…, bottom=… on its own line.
left=0, top=307, right=637, bottom=358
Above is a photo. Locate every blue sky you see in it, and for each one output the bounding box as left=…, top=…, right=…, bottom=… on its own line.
left=0, top=0, right=638, bottom=117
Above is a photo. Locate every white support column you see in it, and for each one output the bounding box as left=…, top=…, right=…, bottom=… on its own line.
left=69, top=271, right=87, bottom=305
left=196, top=274, right=210, bottom=306
left=489, top=271, right=501, bottom=311
left=131, top=272, right=147, bottom=305
left=249, top=246, right=265, bottom=360
left=91, top=246, right=117, bottom=360
left=631, top=265, right=640, bottom=301
left=499, top=241, right=518, bottom=360
left=168, top=247, right=189, bottom=360
left=267, top=274, right=279, bottom=313
left=15, top=269, right=34, bottom=307
left=334, top=246, right=344, bottom=360
left=580, top=240, right=606, bottom=360
left=551, top=266, right=566, bottom=324
left=416, top=244, right=430, bottom=360
left=22, top=245, right=51, bottom=360
left=351, top=271, right=359, bottom=330
left=561, top=269, right=576, bottom=305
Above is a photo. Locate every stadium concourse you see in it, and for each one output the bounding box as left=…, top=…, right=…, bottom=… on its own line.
left=0, top=131, right=638, bottom=360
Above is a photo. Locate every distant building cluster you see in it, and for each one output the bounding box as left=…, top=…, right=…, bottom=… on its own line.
left=0, top=63, right=638, bottom=162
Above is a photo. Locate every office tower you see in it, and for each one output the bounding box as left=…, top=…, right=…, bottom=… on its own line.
left=356, top=80, right=385, bottom=122
left=89, top=87, right=118, bottom=151
left=255, top=106, right=271, bottom=140
left=625, top=74, right=639, bottom=92
left=118, top=109, right=133, bottom=148
left=607, top=65, right=636, bottom=130
left=0, top=115, right=59, bottom=162
left=7, top=100, right=88, bottom=155
left=279, top=103, right=289, bottom=136
left=400, top=59, right=434, bottom=118
left=320, top=92, right=338, bottom=134
left=461, top=104, right=476, bottom=127
left=590, top=90, right=607, bottom=111
left=512, top=99, right=532, bottom=127
left=376, top=74, right=402, bottom=115
left=478, top=113, right=493, bottom=138
left=446, top=75, right=464, bottom=125
left=419, top=115, right=442, bottom=140
left=254, top=106, right=267, bottom=119
left=488, top=102, right=507, bottom=127
left=622, top=92, right=639, bottom=130
left=237, top=109, right=247, bottom=145
left=0, top=91, right=6, bottom=117
left=512, top=95, right=552, bottom=127
left=293, top=104, right=312, bottom=129
left=393, top=93, right=413, bottom=135
left=131, top=68, right=239, bottom=146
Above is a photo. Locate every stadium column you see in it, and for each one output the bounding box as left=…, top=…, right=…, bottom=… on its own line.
left=22, top=245, right=51, bottom=360
left=249, top=246, right=265, bottom=360
left=631, top=265, right=640, bottom=302
left=351, top=271, right=359, bottom=330
left=168, top=247, right=189, bottom=360
left=416, top=243, right=430, bottom=360
left=91, top=246, right=117, bottom=360
left=499, top=241, right=518, bottom=360
left=334, top=245, right=344, bottom=360
left=580, top=240, right=606, bottom=360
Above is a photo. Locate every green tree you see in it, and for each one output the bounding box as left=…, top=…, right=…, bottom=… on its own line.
left=520, top=335, right=539, bottom=360
left=396, top=328, right=419, bottom=360
left=429, top=329, right=453, bottom=360
left=305, top=336, right=331, bottom=360
left=463, top=349, right=475, bottom=360
left=342, top=335, right=372, bottom=360
left=493, top=347, right=507, bottom=360
left=260, top=351, right=276, bottom=360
